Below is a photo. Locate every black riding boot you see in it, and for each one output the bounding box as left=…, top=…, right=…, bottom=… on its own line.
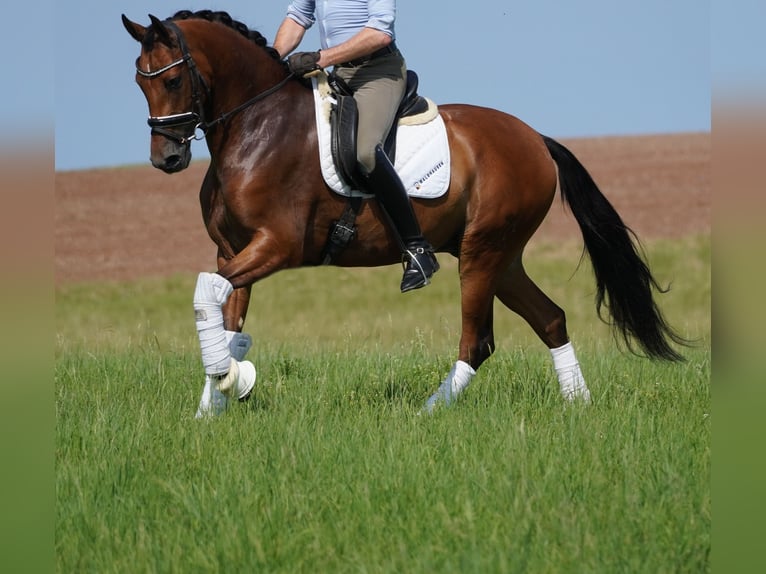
left=364, top=145, right=439, bottom=292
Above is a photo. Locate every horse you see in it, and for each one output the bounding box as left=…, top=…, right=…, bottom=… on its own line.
left=121, top=10, right=688, bottom=416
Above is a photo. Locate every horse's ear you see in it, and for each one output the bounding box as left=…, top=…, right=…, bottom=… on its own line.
left=121, top=14, right=146, bottom=43
left=148, top=14, right=173, bottom=46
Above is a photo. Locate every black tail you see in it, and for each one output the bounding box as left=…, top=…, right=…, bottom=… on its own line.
left=543, top=135, right=689, bottom=361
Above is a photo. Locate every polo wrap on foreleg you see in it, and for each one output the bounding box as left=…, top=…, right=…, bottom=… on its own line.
left=193, top=272, right=234, bottom=376
left=213, top=331, right=257, bottom=400
left=195, top=331, right=254, bottom=418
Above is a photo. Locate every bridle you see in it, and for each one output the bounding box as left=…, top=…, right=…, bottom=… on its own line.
left=136, top=19, right=295, bottom=145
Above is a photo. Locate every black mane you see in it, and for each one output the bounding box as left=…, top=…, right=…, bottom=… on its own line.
left=169, top=10, right=286, bottom=67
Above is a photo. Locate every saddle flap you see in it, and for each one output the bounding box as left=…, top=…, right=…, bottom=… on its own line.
left=330, top=94, right=363, bottom=189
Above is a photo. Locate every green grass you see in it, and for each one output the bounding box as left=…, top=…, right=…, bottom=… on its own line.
left=56, top=235, right=710, bottom=573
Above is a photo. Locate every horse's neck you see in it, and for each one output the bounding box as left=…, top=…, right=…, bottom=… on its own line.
left=201, top=39, right=308, bottom=150
left=205, top=72, right=314, bottom=177
left=209, top=45, right=286, bottom=112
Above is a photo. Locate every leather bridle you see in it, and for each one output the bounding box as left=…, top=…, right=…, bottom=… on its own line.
left=136, top=19, right=295, bottom=145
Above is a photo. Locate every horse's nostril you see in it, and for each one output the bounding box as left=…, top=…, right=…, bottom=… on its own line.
left=163, top=155, right=183, bottom=172
left=166, top=155, right=181, bottom=167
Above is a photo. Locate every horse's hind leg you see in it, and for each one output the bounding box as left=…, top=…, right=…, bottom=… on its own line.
left=423, top=249, right=504, bottom=412
left=496, top=256, right=591, bottom=402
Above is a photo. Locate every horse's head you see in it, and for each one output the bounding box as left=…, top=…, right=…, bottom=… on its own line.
left=122, top=14, right=206, bottom=173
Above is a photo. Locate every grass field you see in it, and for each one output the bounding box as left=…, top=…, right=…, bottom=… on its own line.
left=55, top=236, right=710, bottom=572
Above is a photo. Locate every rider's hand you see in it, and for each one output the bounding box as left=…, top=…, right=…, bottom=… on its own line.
left=287, top=51, right=321, bottom=76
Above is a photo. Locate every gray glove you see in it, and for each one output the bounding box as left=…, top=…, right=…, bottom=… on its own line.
left=287, top=51, right=321, bottom=76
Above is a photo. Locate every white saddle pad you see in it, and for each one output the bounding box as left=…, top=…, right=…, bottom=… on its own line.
left=311, top=74, right=450, bottom=199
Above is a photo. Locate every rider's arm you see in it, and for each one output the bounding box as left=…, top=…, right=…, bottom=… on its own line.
left=274, top=1, right=316, bottom=57
left=273, top=17, right=308, bottom=58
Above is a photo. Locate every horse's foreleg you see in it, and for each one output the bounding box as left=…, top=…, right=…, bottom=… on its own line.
left=195, top=235, right=292, bottom=416
left=496, top=258, right=590, bottom=402
left=222, top=284, right=252, bottom=332
left=195, top=284, right=255, bottom=417
left=195, top=329, right=254, bottom=417
left=193, top=272, right=257, bottom=417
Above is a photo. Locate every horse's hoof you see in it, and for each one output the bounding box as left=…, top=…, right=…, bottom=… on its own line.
left=195, top=376, right=229, bottom=418
left=421, top=385, right=453, bottom=414
left=562, top=386, right=591, bottom=403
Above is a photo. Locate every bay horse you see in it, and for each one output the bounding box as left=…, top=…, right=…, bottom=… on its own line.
left=122, top=10, right=687, bottom=416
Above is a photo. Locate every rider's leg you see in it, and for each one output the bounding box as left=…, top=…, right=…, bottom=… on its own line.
left=337, top=54, right=439, bottom=292
left=364, top=145, right=440, bottom=292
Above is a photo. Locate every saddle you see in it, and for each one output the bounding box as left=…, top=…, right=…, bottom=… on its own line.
left=328, top=69, right=430, bottom=189
left=319, top=70, right=444, bottom=265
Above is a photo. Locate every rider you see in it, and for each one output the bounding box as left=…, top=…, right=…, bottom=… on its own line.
left=274, top=0, right=439, bottom=293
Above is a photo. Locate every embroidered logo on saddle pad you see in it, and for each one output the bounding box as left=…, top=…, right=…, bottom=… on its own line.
left=312, top=74, right=450, bottom=199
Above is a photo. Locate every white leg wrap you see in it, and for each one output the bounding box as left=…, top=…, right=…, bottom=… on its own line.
left=195, top=375, right=229, bottom=418
left=423, top=360, right=476, bottom=413
left=550, top=342, right=591, bottom=402
left=195, top=330, right=255, bottom=418
left=194, top=272, right=234, bottom=376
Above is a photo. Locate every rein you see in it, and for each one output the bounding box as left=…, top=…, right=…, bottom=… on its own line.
left=201, top=74, right=295, bottom=134
left=137, top=19, right=294, bottom=145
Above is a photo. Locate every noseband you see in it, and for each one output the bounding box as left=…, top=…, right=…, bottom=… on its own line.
left=136, top=19, right=296, bottom=145
left=136, top=21, right=208, bottom=144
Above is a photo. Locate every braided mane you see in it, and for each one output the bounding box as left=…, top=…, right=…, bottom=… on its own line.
left=169, top=9, right=286, bottom=68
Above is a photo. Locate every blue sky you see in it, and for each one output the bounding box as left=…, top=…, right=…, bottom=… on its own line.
left=48, top=1, right=715, bottom=171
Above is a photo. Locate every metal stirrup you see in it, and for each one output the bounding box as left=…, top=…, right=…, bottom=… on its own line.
left=403, top=247, right=431, bottom=285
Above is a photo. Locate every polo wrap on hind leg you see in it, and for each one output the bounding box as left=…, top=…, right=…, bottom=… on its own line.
left=550, top=341, right=591, bottom=402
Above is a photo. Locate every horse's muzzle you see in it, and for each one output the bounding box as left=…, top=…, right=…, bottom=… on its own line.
left=153, top=152, right=190, bottom=173
left=151, top=139, right=191, bottom=173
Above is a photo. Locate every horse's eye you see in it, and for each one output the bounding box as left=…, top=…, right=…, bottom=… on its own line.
left=164, top=76, right=182, bottom=91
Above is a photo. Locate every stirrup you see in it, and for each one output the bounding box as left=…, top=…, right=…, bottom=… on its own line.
left=400, top=246, right=439, bottom=293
